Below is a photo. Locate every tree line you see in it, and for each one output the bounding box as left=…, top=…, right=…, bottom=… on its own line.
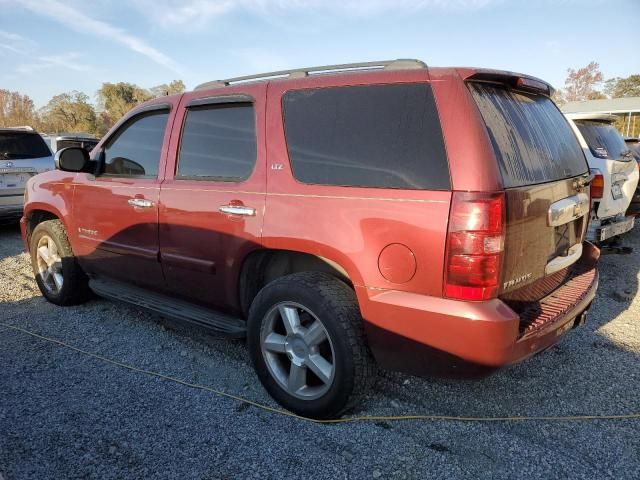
left=1, top=65, right=638, bottom=137
left=553, top=61, right=639, bottom=105
left=0, top=80, right=185, bottom=136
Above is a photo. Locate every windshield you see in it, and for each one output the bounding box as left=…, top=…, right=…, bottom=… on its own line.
left=469, top=83, right=588, bottom=188
left=0, top=132, right=51, bottom=159
left=574, top=121, right=631, bottom=161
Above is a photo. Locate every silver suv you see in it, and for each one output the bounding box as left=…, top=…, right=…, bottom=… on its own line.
left=41, top=133, right=99, bottom=154
left=0, top=127, right=54, bottom=219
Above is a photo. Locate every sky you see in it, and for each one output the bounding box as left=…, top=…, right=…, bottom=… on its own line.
left=0, top=0, right=638, bottom=108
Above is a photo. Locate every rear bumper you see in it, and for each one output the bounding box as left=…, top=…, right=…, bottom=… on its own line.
left=587, top=215, right=635, bottom=242
left=626, top=189, right=640, bottom=217
left=358, top=242, right=600, bottom=377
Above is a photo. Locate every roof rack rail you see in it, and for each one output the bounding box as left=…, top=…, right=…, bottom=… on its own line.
left=195, top=58, right=427, bottom=91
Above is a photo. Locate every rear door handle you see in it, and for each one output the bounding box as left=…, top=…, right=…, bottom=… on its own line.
left=128, top=198, right=154, bottom=209
left=219, top=205, right=256, bottom=216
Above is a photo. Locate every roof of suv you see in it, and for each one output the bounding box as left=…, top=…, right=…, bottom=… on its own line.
left=42, top=133, right=98, bottom=140
left=565, top=113, right=618, bottom=123
left=194, top=58, right=554, bottom=95
left=0, top=126, right=37, bottom=133
left=195, top=59, right=428, bottom=90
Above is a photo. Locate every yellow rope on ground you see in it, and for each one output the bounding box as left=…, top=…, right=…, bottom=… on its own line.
left=2, top=321, right=639, bottom=425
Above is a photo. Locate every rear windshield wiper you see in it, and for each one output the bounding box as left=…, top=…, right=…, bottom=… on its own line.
left=620, top=150, right=634, bottom=161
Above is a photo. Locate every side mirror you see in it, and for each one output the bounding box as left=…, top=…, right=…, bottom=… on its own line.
left=55, top=147, right=89, bottom=172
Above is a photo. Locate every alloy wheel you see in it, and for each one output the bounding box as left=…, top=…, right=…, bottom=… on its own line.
left=36, top=234, right=63, bottom=294
left=260, top=302, right=336, bottom=400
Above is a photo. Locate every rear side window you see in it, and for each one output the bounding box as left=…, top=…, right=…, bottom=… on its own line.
left=469, top=83, right=587, bottom=188
left=0, top=132, right=51, bottom=159
left=177, top=103, right=256, bottom=181
left=574, top=120, right=631, bottom=161
left=283, top=83, right=450, bottom=190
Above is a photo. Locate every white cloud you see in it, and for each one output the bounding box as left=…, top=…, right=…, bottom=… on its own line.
left=233, top=47, right=292, bottom=73
left=0, top=29, right=26, bottom=42
left=17, top=52, right=92, bottom=74
left=132, top=0, right=499, bottom=28
left=0, top=29, right=37, bottom=54
left=19, top=0, right=183, bottom=74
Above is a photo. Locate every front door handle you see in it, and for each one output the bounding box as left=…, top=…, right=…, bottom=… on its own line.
left=128, top=198, right=154, bottom=209
left=219, top=205, right=256, bottom=216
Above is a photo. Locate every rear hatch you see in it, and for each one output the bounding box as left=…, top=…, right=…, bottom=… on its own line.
left=467, top=79, right=591, bottom=307
left=572, top=118, right=638, bottom=219
left=0, top=131, right=52, bottom=201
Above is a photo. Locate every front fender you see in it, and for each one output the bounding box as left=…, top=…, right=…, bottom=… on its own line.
left=22, top=171, right=77, bottom=250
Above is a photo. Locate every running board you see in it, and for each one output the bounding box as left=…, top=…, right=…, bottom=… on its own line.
left=89, top=279, right=246, bottom=338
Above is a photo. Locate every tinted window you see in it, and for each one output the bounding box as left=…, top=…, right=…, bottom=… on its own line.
left=104, top=111, right=168, bottom=177
left=177, top=103, right=256, bottom=180
left=283, top=83, right=450, bottom=190
left=57, top=139, right=98, bottom=152
left=0, top=132, right=51, bottom=159
left=469, top=83, right=587, bottom=188
left=575, top=121, right=631, bottom=161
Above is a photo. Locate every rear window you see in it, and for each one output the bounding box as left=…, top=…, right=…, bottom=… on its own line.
left=469, top=83, right=587, bottom=188
left=574, top=121, right=631, bottom=161
left=0, top=132, right=51, bottom=159
left=283, top=83, right=450, bottom=190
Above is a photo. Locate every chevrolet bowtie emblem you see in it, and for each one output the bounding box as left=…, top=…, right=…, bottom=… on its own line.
left=574, top=204, right=582, bottom=216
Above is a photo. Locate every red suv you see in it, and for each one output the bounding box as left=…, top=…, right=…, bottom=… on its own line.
left=22, top=59, right=599, bottom=418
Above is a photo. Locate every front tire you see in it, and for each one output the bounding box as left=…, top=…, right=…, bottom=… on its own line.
left=247, top=272, right=375, bottom=419
left=30, top=219, right=90, bottom=306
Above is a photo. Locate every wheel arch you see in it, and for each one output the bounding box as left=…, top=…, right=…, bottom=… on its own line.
left=24, top=207, right=64, bottom=244
left=238, top=249, right=355, bottom=317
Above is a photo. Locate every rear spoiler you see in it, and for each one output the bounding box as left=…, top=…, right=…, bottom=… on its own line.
left=564, top=113, right=617, bottom=123
left=462, top=69, right=554, bottom=97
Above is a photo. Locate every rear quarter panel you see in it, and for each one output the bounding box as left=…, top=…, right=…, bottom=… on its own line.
left=429, top=68, right=502, bottom=192
left=263, top=70, right=452, bottom=297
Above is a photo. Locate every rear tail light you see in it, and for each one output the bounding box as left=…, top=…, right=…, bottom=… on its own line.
left=590, top=168, right=604, bottom=199
left=444, top=191, right=505, bottom=301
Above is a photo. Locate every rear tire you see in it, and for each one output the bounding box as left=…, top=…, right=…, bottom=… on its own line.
left=30, top=219, right=90, bottom=306
left=247, top=272, right=375, bottom=419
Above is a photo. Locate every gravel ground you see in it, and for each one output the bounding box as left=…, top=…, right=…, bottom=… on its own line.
left=0, top=221, right=639, bottom=479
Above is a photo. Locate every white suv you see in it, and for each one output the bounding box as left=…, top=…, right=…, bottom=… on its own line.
left=0, top=127, right=54, bottom=219
left=564, top=114, right=638, bottom=243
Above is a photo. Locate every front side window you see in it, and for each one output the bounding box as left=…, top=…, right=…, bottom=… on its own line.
left=282, top=83, right=450, bottom=190
left=177, top=103, right=256, bottom=181
left=103, top=110, right=169, bottom=177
